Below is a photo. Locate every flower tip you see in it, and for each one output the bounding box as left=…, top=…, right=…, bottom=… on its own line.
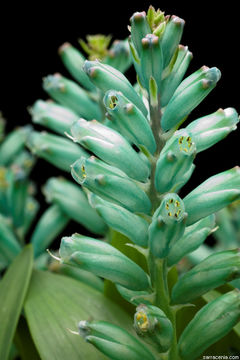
left=42, top=73, right=64, bottom=91
left=201, top=65, right=210, bottom=72
left=206, top=67, right=221, bottom=83
left=83, top=61, right=98, bottom=78
left=82, top=60, right=92, bottom=73
left=78, top=320, right=90, bottom=339
left=171, top=15, right=185, bottom=26
left=131, top=11, right=146, bottom=23
left=233, top=165, right=240, bottom=173
left=58, top=42, right=71, bottom=54
left=224, top=107, right=239, bottom=122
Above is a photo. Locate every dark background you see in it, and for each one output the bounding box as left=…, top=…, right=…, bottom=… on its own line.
left=0, top=1, right=239, bottom=238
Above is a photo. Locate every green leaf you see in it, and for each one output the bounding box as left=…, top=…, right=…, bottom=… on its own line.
left=14, top=316, right=41, bottom=360
left=167, top=265, right=178, bottom=293
left=110, top=230, right=148, bottom=272
left=0, top=245, right=33, bottom=360
left=234, top=322, right=240, bottom=337
left=24, top=270, right=133, bottom=360
left=104, top=281, right=135, bottom=316
left=176, top=297, right=205, bottom=338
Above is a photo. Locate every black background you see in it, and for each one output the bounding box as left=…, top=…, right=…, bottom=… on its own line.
left=0, top=1, right=239, bottom=238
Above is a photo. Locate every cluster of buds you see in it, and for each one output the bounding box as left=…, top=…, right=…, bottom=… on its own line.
left=0, top=124, right=36, bottom=266
left=23, top=4, right=240, bottom=360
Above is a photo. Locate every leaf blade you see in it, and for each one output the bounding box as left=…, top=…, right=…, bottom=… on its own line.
left=24, top=270, right=133, bottom=360
left=14, top=316, right=41, bottom=360
left=0, top=245, right=33, bottom=360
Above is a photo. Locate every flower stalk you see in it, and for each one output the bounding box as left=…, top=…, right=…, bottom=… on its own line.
left=146, top=62, right=181, bottom=359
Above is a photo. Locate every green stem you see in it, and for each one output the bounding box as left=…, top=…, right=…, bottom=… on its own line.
left=97, top=89, right=107, bottom=122
left=148, top=255, right=179, bottom=360
left=168, top=309, right=179, bottom=360
left=147, top=155, right=159, bottom=211
left=149, top=96, right=164, bottom=154
left=148, top=96, right=166, bottom=212
left=152, top=257, right=170, bottom=315
left=147, top=93, right=179, bottom=360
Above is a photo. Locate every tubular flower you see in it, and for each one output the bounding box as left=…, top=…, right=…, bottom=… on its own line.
left=149, top=193, right=187, bottom=258
left=155, top=129, right=196, bottom=193
left=71, top=156, right=151, bottom=214
left=70, top=118, right=150, bottom=181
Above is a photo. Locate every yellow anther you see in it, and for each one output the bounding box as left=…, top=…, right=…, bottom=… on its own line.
left=168, top=211, right=172, bottom=217
left=179, top=136, right=184, bottom=144
left=136, top=312, right=149, bottom=331
left=175, top=200, right=180, bottom=207
left=165, top=203, right=169, bottom=210
left=178, top=134, right=193, bottom=153
left=81, top=165, right=87, bottom=178
left=169, top=199, right=173, bottom=204
left=109, top=96, right=118, bottom=109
